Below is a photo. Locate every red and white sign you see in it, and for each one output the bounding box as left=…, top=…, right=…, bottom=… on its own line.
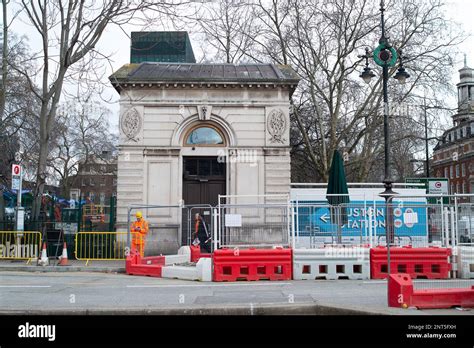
left=428, top=180, right=448, bottom=196
left=12, top=164, right=21, bottom=177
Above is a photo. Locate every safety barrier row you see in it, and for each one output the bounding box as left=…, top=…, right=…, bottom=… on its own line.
left=213, top=247, right=292, bottom=282
left=0, top=231, right=42, bottom=261
left=457, top=244, right=474, bottom=279
left=293, top=246, right=370, bottom=280
left=370, top=246, right=451, bottom=280
left=75, top=232, right=142, bottom=261
left=388, top=273, right=474, bottom=309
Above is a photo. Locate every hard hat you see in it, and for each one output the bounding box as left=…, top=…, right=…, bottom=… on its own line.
left=136, top=211, right=142, bottom=219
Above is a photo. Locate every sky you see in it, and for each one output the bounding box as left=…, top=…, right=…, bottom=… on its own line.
left=5, top=0, right=474, bottom=130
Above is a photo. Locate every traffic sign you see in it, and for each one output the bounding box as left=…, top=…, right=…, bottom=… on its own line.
left=12, top=164, right=21, bottom=177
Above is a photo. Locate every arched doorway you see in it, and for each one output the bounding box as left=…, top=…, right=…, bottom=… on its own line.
left=181, top=123, right=227, bottom=207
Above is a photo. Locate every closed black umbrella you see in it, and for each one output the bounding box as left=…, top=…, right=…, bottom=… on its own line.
left=326, top=150, right=349, bottom=242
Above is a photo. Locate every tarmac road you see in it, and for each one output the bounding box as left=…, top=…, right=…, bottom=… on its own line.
left=0, top=272, right=472, bottom=315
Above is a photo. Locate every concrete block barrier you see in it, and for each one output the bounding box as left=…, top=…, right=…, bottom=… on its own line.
left=293, top=247, right=370, bottom=280
left=161, top=258, right=212, bottom=281
left=164, top=253, right=190, bottom=265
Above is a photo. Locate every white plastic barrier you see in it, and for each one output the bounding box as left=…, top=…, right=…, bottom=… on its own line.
left=161, top=258, right=212, bottom=282
left=458, top=245, right=474, bottom=279
left=293, top=247, right=370, bottom=280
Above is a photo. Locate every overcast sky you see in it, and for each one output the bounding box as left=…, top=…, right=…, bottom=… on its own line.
left=6, top=0, right=474, bottom=129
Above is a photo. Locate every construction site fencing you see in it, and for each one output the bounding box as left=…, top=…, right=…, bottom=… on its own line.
left=127, top=204, right=214, bottom=255
left=290, top=195, right=463, bottom=249
left=75, top=232, right=141, bottom=262
left=384, top=194, right=474, bottom=301
left=216, top=203, right=290, bottom=248
left=0, top=231, right=42, bottom=261
left=291, top=201, right=370, bottom=248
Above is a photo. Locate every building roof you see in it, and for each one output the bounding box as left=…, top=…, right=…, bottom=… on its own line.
left=109, top=62, right=300, bottom=92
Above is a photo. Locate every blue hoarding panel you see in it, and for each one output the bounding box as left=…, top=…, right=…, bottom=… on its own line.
left=294, top=200, right=427, bottom=238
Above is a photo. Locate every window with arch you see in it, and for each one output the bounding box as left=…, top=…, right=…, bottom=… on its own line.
left=184, top=125, right=225, bottom=146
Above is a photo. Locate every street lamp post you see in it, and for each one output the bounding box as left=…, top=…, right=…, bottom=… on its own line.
left=359, top=0, right=410, bottom=274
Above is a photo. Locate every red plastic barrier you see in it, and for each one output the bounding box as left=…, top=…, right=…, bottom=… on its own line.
left=126, top=250, right=164, bottom=277
left=388, top=273, right=474, bottom=309
left=370, top=246, right=451, bottom=280
left=213, top=247, right=292, bottom=282
left=190, top=245, right=212, bottom=263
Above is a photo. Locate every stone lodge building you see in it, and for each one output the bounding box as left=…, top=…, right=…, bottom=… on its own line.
left=110, top=62, right=299, bottom=251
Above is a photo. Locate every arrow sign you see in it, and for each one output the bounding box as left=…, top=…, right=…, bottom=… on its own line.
left=320, top=213, right=330, bottom=223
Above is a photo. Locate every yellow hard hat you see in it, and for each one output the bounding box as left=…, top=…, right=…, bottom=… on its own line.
left=136, top=211, right=142, bottom=219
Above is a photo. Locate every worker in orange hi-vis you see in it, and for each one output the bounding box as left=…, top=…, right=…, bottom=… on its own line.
left=130, top=211, right=149, bottom=257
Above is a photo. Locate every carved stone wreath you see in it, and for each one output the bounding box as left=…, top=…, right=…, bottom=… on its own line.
left=120, top=108, right=142, bottom=141
left=267, top=109, right=287, bottom=144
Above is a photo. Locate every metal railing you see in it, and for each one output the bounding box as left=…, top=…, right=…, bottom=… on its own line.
left=75, top=232, right=142, bottom=262
left=216, top=203, right=290, bottom=248
left=0, top=231, right=42, bottom=262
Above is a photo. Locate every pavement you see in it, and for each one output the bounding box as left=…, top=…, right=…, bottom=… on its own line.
left=0, top=271, right=472, bottom=315
left=0, top=259, right=125, bottom=273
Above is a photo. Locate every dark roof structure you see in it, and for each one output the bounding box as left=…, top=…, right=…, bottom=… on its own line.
left=130, top=31, right=196, bottom=64
left=109, top=62, right=300, bottom=92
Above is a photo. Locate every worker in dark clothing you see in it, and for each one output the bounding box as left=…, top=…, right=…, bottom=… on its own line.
left=193, top=213, right=211, bottom=253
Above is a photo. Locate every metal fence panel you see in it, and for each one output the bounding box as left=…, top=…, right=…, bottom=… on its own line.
left=127, top=205, right=214, bottom=255
left=218, top=204, right=290, bottom=248
left=75, top=232, right=139, bottom=261
left=0, top=231, right=42, bottom=261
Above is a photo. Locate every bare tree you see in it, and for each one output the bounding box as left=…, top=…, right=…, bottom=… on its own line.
left=10, top=0, right=185, bottom=219
left=193, top=0, right=259, bottom=63
left=197, top=0, right=465, bottom=182
left=50, top=97, right=116, bottom=197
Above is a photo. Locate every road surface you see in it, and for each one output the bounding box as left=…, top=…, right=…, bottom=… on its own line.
left=0, top=272, right=472, bottom=315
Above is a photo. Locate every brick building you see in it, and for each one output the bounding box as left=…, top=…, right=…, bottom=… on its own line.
left=69, top=152, right=117, bottom=205
left=432, top=58, right=474, bottom=200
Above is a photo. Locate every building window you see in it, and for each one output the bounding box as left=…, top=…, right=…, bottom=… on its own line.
left=462, top=163, right=466, bottom=177
left=90, top=178, right=95, bottom=186
left=100, top=178, right=106, bottom=186
left=184, top=125, right=225, bottom=146
left=456, top=164, right=460, bottom=178
left=451, top=184, right=455, bottom=194
left=113, top=178, right=117, bottom=186
left=89, top=192, right=95, bottom=202
left=100, top=165, right=107, bottom=173
left=100, top=192, right=106, bottom=205
left=457, top=183, right=461, bottom=194
left=450, top=166, right=454, bottom=179
left=463, top=182, right=466, bottom=194
left=81, top=179, right=86, bottom=187
left=444, top=167, right=448, bottom=178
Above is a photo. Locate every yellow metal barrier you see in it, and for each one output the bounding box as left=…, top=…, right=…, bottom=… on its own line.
left=74, top=232, right=142, bottom=263
left=0, top=231, right=42, bottom=262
